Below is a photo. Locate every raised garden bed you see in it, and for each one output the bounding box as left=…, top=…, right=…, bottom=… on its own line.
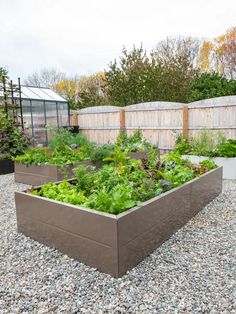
left=182, top=155, right=236, bottom=180
left=15, top=167, right=222, bottom=277
left=14, top=161, right=94, bottom=185
left=0, top=159, right=14, bottom=175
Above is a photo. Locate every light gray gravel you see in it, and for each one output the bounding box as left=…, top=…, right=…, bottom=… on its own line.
left=0, top=174, right=235, bottom=314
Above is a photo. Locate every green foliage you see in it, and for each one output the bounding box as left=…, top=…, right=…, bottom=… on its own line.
left=199, top=159, right=217, bottom=170
left=77, top=86, right=108, bottom=109
left=187, top=72, right=236, bottom=102
left=15, top=148, right=48, bottom=165
left=190, top=130, right=225, bottom=156
left=32, top=149, right=214, bottom=215
left=49, top=128, right=74, bottom=151
left=15, top=128, right=94, bottom=165
left=0, top=67, right=8, bottom=80
left=33, top=181, right=87, bottom=206
left=90, top=131, right=154, bottom=165
left=173, top=135, right=192, bottom=155
left=14, top=146, right=89, bottom=166
left=49, top=128, right=94, bottom=153
left=90, top=144, right=115, bottom=165
left=214, top=139, right=236, bottom=157
left=173, top=130, right=236, bottom=158
left=104, top=45, right=155, bottom=106
left=103, top=145, right=129, bottom=166
left=103, top=41, right=198, bottom=106
left=74, top=165, right=96, bottom=194
left=116, top=130, right=153, bottom=152
left=0, top=113, right=30, bottom=159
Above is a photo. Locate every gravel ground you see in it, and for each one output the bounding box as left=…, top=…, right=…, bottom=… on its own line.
left=0, top=174, right=235, bottom=314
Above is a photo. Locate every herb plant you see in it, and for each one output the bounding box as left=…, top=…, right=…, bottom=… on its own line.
left=173, top=130, right=236, bottom=158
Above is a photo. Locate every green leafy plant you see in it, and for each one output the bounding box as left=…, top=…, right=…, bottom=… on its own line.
left=14, top=146, right=90, bottom=166
left=116, top=130, right=154, bottom=152
left=14, top=128, right=94, bottom=165
left=0, top=113, right=30, bottom=159
left=213, top=139, right=236, bottom=157
left=173, top=134, right=192, bottom=155
left=32, top=149, right=215, bottom=215
left=90, top=131, right=154, bottom=166
left=199, top=159, right=217, bottom=170
left=190, top=130, right=225, bottom=156
left=173, top=130, right=236, bottom=158
left=49, top=128, right=94, bottom=153
left=90, top=144, right=115, bottom=165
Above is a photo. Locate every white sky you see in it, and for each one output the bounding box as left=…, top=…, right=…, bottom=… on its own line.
left=1, top=0, right=236, bottom=81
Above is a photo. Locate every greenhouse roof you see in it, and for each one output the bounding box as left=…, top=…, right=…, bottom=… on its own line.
left=0, top=85, right=66, bottom=102
left=20, top=86, right=66, bottom=102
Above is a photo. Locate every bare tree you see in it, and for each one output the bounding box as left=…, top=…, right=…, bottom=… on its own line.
left=24, top=68, right=66, bottom=88
left=152, top=36, right=200, bottom=76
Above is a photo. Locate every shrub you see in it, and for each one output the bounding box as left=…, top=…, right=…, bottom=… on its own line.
left=0, top=113, right=30, bottom=159
left=187, top=72, right=236, bottom=102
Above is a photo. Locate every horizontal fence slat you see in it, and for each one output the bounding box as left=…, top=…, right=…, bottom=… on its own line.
left=79, top=127, right=121, bottom=130
left=79, top=126, right=182, bottom=130
left=189, top=126, right=236, bottom=130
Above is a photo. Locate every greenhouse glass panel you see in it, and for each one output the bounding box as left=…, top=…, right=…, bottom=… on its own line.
left=31, top=100, right=48, bottom=146
left=58, top=102, right=69, bottom=127
left=40, top=89, right=66, bottom=102
left=28, top=87, right=55, bottom=101
left=21, top=100, right=34, bottom=138
left=45, top=102, right=57, bottom=127
left=45, top=101, right=58, bottom=143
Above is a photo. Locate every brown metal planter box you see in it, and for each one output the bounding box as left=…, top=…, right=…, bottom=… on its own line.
left=15, top=167, right=222, bottom=277
left=14, top=161, right=94, bottom=185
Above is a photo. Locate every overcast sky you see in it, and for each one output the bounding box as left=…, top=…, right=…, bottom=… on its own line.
left=1, top=0, right=235, bottom=81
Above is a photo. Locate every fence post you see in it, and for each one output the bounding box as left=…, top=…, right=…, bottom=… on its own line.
left=182, top=105, right=189, bottom=139
left=71, top=112, right=78, bottom=126
left=119, top=109, right=126, bottom=132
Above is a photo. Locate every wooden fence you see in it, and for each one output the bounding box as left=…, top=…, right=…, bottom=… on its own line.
left=71, top=96, right=236, bottom=150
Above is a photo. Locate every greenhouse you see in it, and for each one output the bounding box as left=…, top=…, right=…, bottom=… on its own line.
left=0, top=84, right=70, bottom=146
left=19, top=86, right=69, bottom=145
